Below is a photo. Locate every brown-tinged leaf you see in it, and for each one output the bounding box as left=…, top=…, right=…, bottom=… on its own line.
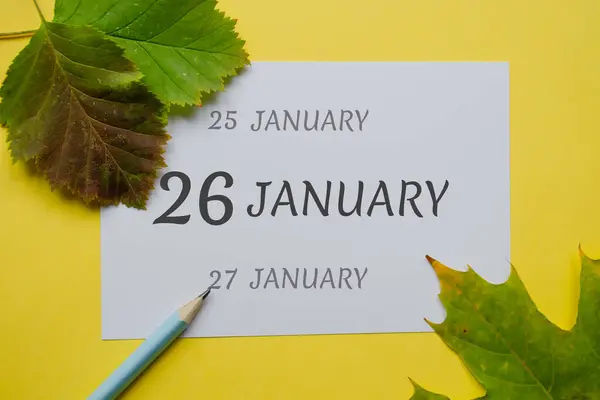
left=0, top=21, right=169, bottom=208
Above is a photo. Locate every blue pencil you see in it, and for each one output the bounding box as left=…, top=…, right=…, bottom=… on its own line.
left=88, top=289, right=211, bottom=400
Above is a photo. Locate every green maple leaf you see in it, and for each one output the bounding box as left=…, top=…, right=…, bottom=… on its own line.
left=53, top=0, right=250, bottom=106
left=0, top=13, right=169, bottom=208
left=410, top=249, right=600, bottom=399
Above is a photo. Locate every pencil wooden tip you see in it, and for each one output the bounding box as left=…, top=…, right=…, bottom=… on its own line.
left=179, top=290, right=210, bottom=324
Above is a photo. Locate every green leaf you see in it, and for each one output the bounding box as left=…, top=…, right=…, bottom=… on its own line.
left=408, top=379, right=450, bottom=400
left=53, top=0, right=250, bottom=106
left=420, top=250, right=600, bottom=399
left=576, top=248, right=600, bottom=359
left=0, top=21, right=169, bottom=209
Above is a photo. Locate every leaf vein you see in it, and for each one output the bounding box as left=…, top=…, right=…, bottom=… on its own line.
left=62, top=0, right=83, bottom=23
left=578, top=319, right=600, bottom=362
left=3, top=34, right=45, bottom=116
left=477, top=367, right=542, bottom=387
left=78, top=108, right=160, bottom=139
left=444, top=281, right=555, bottom=399
left=135, top=42, right=195, bottom=101
left=54, top=90, right=75, bottom=181
left=174, top=49, right=211, bottom=86
left=87, top=1, right=121, bottom=25
left=548, top=345, right=555, bottom=393
left=69, top=86, right=153, bottom=111
left=89, top=123, right=140, bottom=202
left=144, top=0, right=208, bottom=42
left=46, top=29, right=100, bottom=52
left=52, top=44, right=133, bottom=75
left=107, top=0, right=159, bottom=34
left=172, top=13, right=221, bottom=47
left=446, top=330, right=511, bottom=357
left=25, top=62, right=58, bottom=128
left=112, top=35, right=246, bottom=60
left=185, top=38, right=240, bottom=55
left=104, top=142, right=154, bottom=163
left=82, top=124, right=93, bottom=196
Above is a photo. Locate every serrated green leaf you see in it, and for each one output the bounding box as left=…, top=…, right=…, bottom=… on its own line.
left=408, top=379, right=450, bottom=400
left=423, top=252, right=600, bottom=399
left=0, top=21, right=169, bottom=209
left=53, top=0, right=250, bottom=106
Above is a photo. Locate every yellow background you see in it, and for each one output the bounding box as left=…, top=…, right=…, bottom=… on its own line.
left=1, top=0, right=599, bottom=398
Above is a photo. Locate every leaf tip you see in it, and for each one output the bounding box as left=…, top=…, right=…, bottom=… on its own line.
left=578, top=242, right=585, bottom=258
left=425, top=254, right=453, bottom=277
left=424, top=317, right=441, bottom=331
left=408, top=377, right=420, bottom=389
left=578, top=243, right=595, bottom=262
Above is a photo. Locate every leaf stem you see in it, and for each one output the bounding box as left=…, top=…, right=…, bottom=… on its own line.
left=0, top=0, right=42, bottom=39
left=0, top=30, right=36, bottom=40
left=32, top=0, right=46, bottom=21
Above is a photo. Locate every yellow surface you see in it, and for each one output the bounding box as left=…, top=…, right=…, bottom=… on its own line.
left=1, top=0, right=599, bottom=398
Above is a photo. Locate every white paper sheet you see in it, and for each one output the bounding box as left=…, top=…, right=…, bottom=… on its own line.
left=101, top=62, right=510, bottom=339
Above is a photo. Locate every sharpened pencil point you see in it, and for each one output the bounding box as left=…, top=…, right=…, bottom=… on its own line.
left=179, top=290, right=210, bottom=323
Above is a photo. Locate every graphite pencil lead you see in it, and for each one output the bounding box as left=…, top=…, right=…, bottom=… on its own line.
left=200, top=288, right=211, bottom=300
